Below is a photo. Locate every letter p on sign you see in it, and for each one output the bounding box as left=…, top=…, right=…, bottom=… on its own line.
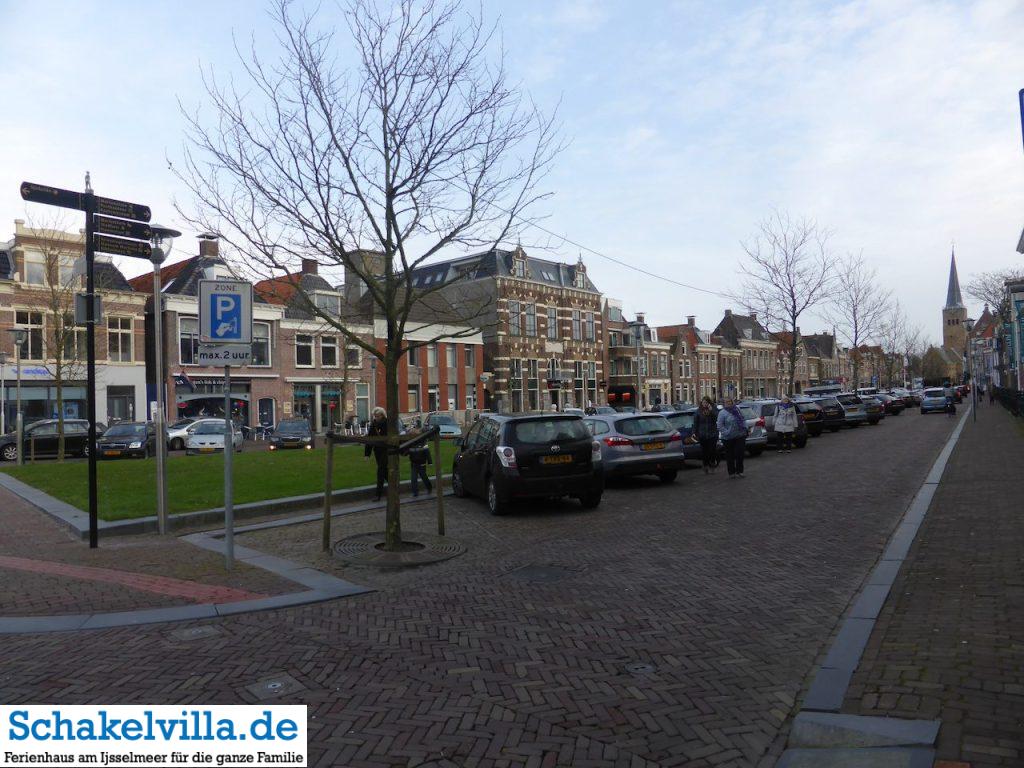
left=211, top=293, right=241, bottom=339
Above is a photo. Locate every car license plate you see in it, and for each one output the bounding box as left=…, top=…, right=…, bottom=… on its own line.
left=200, top=447, right=215, bottom=453
left=641, top=442, right=665, bottom=451
left=540, top=454, right=573, bottom=465
left=104, top=450, right=119, bottom=457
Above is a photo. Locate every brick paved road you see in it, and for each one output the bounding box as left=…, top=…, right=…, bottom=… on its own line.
left=844, top=404, right=1024, bottom=767
left=1, top=412, right=957, bottom=767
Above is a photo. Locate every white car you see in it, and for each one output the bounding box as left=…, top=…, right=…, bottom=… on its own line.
left=185, top=419, right=244, bottom=455
left=166, top=417, right=200, bottom=450
left=423, top=412, right=463, bottom=438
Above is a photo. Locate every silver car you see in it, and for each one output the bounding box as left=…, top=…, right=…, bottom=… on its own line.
left=735, top=403, right=769, bottom=456
left=423, top=412, right=463, bottom=439
left=663, top=409, right=723, bottom=461
left=834, top=393, right=869, bottom=426
left=185, top=419, right=245, bottom=455
left=919, top=388, right=950, bottom=414
left=583, top=413, right=685, bottom=482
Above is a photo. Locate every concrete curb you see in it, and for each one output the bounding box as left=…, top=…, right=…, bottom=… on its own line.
left=775, top=407, right=971, bottom=765
left=0, top=471, right=451, bottom=539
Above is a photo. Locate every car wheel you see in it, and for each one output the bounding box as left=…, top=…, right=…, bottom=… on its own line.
left=451, top=466, right=467, bottom=497
left=486, top=477, right=507, bottom=516
left=796, top=438, right=808, bottom=448
left=657, top=470, right=677, bottom=483
left=1, top=444, right=18, bottom=462
left=80, top=443, right=90, bottom=458
left=747, top=447, right=763, bottom=457
left=579, top=490, right=602, bottom=509
left=171, top=438, right=184, bottom=451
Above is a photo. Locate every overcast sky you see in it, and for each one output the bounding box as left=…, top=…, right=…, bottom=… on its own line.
left=2, top=0, right=1022, bottom=345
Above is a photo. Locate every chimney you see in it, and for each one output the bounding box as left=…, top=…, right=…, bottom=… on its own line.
left=724, top=309, right=732, bottom=316
left=687, top=315, right=695, bottom=326
left=635, top=312, right=645, bottom=324
left=750, top=312, right=757, bottom=322
left=301, top=258, right=318, bottom=275
left=197, top=233, right=219, bottom=257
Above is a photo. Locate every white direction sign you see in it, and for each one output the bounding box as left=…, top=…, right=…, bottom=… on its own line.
left=197, top=344, right=253, bottom=367
left=199, top=279, right=253, bottom=344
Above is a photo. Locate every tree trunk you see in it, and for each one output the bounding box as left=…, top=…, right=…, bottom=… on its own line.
left=789, top=324, right=798, bottom=396
left=383, top=344, right=403, bottom=550
left=56, top=364, right=65, bottom=462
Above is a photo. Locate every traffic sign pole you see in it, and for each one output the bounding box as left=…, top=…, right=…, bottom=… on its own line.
left=84, top=189, right=99, bottom=549
left=223, top=365, right=234, bottom=570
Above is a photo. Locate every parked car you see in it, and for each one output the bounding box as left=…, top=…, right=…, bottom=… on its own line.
left=750, top=400, right=809, bottom=448
left=593, top=406, right=617, bottom=415
left=861, top=395, right=885, bottom=424
left=834, top=393, right=869, bottom=427
left=583, top=413, right=685, bottom=482
left=920, top=388, right=950, bottom=414
left=185, top=419, right=245, bottom=455
left=0, top=419, right=98, bottom=461
left=269, top=418, right=314, bottom=450
left=424, top=412, right=463, bottom=438
left=451, top=414, right=603, bottom=515
left=97, top=422, right=157, bottom=459
left=562, top=407, right=586, bottom=417
left=612, top=406, right=639, bottom=414
left=662, top=408, right=723, bottom=461
left=793, top=398, right=825, bottom=437
left=166, top=417, right=200, bottom=450
left=874, top=393, right=905, bottom=415
left=734, top=403, right=769, bottom=456
left=810, top=396, right=845, bottom=432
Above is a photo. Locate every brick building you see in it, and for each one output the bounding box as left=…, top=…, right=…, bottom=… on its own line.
left=0, top=220, right=147, bottom=428
left=603, top=298, right=638, bottom=409
left=713, top=310, right=780, bottom=398
left=658, top=316, right=725, bottom=405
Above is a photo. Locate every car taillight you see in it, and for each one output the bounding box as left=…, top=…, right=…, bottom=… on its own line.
left=603, top=436, right=633, bottom=447
left=755, top=417, right=765, bottom=427
left=668, top=432, right=682, bottom=442
left=495, top=445, right=517, bottom=469
left=591, top=440, right=602, bottom=462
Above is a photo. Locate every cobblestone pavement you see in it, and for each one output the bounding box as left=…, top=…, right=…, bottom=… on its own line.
left=844, top=403, right=1024, bottom=767
left=1, top=412, right=957, bottom=767
left=0, top=487, right=297, bottom=615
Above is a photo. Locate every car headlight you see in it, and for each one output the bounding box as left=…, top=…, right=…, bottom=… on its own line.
left=129, top=442, right=142, bottom=449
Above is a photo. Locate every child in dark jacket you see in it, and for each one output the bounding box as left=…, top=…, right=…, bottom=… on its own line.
left=404, top=429, right=433, bottom=496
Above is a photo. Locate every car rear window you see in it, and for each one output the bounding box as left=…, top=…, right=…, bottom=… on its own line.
left=583, top=419, right=610, bottom=435
left=795, top=401, right=821, bottom=412
left=665, top=412, right=694, bottom=430
left=816, top=397, right=840, bottom=407
left=512, top=418, right=589, bottom=444
left=924, top=389, right=945, bottom=397
left=616, top=416, right=673, bottom=436
left=836, top=394, right=861, bottom=404
left=737, top=405, right=757, bottom=419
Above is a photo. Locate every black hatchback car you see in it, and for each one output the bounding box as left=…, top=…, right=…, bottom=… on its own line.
left=269, top=418, right=315, bottom=450
left=452, top=414, right=603, bottom=515
left=97, top=422, right=157, bottom=459
left=0, top=419, right=96, bottom=461
left=811, top=396, right=845, bottom=432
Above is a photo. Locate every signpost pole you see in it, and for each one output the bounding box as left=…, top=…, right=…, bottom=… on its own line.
left=322, top=437, right=334, bottom=552
left=15, top=344, right=23, bottom=466
left=152, top=252, right=169, bottom=534
left=224, top=365, right=234, bottom=570
left=84, top=183, right=99, bottom=549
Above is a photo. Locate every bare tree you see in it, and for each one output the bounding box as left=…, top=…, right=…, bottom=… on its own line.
left=736, top=211, right=835, bottom=395
left=827, top=253, right=892, bottom=389
left=173, top=0, right=560, bottom=549
left=963, top=269, right=1024, bottom=325
left=876, top=301, right=907, bottom=387
left=899, top=323, right=924, bottom=384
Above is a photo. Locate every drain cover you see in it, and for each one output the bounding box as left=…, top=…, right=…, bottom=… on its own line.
left=244, top=674, right=306, bottom=701
left=506, top=565, right=575, bottom=583
left=168, top=625, right=221, bottom=642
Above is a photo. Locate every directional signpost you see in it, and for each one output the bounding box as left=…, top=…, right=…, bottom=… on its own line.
left=198, top=279, right=253, bottom=569
left=20, top=179, right=152, bottom=549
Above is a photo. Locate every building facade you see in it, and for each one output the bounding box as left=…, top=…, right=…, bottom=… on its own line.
left=713, top=310, right=780, bottom=398
left=0, top=220, right=147, bottom=430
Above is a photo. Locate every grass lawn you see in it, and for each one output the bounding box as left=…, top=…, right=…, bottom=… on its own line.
left=0, top=442, right=457, bottom=521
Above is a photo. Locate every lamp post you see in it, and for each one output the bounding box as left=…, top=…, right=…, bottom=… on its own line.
left=630, top=319, right=644, bottom=409
left=0, top=351, right=8, bottom=436
left=6, top=329, right=27, bottom=465
left=148, top=225, right=181, bottom=535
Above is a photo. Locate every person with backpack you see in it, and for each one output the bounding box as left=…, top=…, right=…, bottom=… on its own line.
left=773, top=394, right=799, bottom=453
left=717, top=396, right=748, bottom=478
left=692, top=396, right=720, bottom=474
left=403, top=428, right=434, bottom=497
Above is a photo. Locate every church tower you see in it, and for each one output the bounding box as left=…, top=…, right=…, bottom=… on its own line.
left=942, top=249, right=967, bottom=351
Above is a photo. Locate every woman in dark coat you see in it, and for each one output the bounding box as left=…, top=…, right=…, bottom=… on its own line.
left=364, top=407, right=389, bottom=501
left=692, top=396, right=720, bottom=474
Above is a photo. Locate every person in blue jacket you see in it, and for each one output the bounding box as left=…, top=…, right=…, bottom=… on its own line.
left=717, top=396, right=748, bottom=478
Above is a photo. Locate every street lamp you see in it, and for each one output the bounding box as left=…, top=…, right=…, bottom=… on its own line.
left=630, top=320, right=644, bottom=410
left=0, top=351, right=8, bottom=436
left=6, top=329, right=28, bottom=465
left=149, top=224, right=181, bottom=535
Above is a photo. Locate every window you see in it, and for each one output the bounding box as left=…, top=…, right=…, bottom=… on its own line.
left=547, top=306, right=558, bottom=339
left=508, top=300, right=521, bottom=336
left=684, top=359, right=691, bottom=378
left=345, top=346, right=360, bottom=367
left=447, top=383, right=458, bottom=409
left=407, top=385, right=420, bottom=412
left=510, top=359, right=523, bottom=412
left=572, top=310, right=581, bottom=340
left=321, top=336, right=338, bottom=367
left=548, top=357, right=559, bottom=379
left=585, top=312, right=595, bottom=341
left=62, top=313, right=87, bottom=361
left=446, top=345, right=456, bottom=369
left=251, top=321, right=270, bottom=366
left=296, top=334, right=314, bottom=367
left=524, top=303, right=537, bottom=336
left=660, top=354, right=668, bottom=376
left=464, top=346, right=475, bottom=368
left=58, top=258, right=77, bottom=288
left=314, top=292, right=341, bottom=316
left=465, top=389, right=476, bottom=410
left=179, top=316, right=199, bottom=365
left=24, top=251, right=46, bottom=285
left=427, top=343, right=438, bottom=368
left=573, top=270, right=585, bottom=289
left=107, top=316, right=132, bottom=362
left=407, top=346, right=418, bottom=366
left=513, top=258, right=526, bottom=278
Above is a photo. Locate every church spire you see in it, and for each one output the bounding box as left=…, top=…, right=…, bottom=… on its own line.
left=945, top=248, right=964, bottom=309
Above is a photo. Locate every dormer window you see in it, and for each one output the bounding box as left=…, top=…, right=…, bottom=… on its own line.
left=513, top=258, right=526, bottom=278
left=314, top=291, right=341, bottom=316
left=573, top=270, right=585, bottom=289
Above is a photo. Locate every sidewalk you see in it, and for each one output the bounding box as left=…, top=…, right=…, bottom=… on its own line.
left=842, top=403, right=1024, bottom=767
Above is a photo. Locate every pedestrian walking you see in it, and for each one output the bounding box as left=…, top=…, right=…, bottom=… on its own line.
left=364, top=407, right=389, bottom=501
left=717, top=396, right=748, bottom=478
left=403, top=429, right=433, bottom=497
left=693, top=396, right=719, bottom=474
left=989, top=388, right=995, bottom=405
left=773, top=394, right=799, bottom=453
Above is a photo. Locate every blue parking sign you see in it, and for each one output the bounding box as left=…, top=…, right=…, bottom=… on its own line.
left=199, top=279, right=253, bottom=345
left=210, top=293, right=241, bottom=340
